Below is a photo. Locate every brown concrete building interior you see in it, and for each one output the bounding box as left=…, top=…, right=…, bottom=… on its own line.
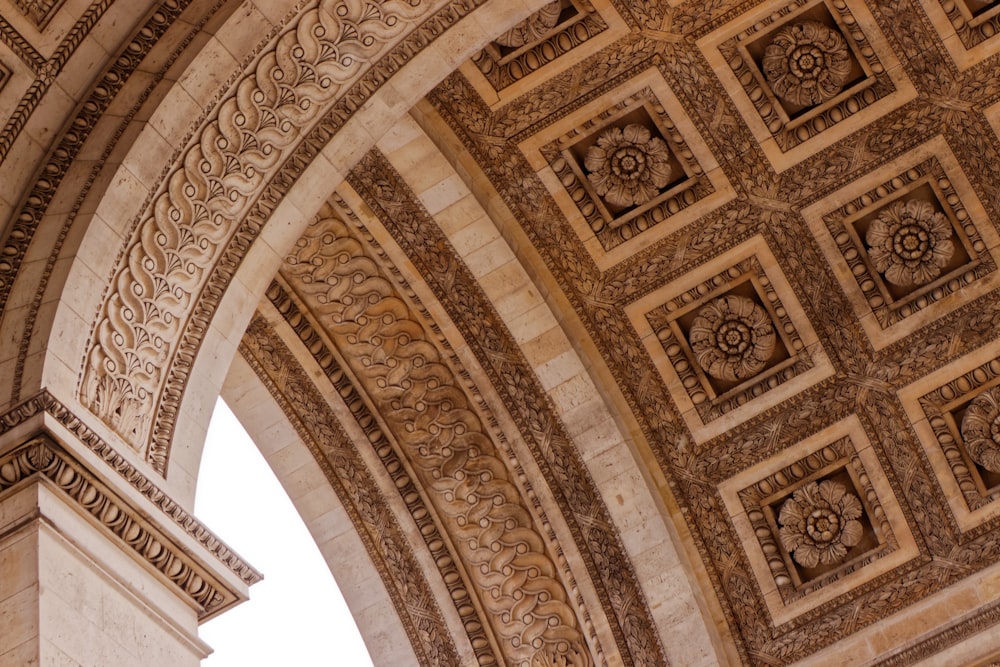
left=3, top=0, right=1000, bottom=664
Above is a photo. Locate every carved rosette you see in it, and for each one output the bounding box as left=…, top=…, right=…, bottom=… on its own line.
left=583, top=123, right=672, bottom=208
left=865, top=199, right=954, bottom=287
left=495, top=1, right=562, bottom=47
left=688, top=295, right=776, bottom=382
left=962, top=387, right=1000, bottom=472
left=778, top=480, right=864, bottom=568
left=762, top=21, right=852, bottom=107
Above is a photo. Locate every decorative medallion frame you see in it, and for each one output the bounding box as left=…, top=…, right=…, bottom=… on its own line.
left=802, top=136, right=1000, bottom=349
left=719, top=414, right=919, bottom=626
left=697, top=0, right=915, bottom=171
left=626, top=234, right=833, bottom=442
left=520, top=67, right=735, bottom=270
left=901, top=342, right=1000, bottom=534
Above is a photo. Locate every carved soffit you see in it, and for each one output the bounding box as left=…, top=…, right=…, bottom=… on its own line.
left=70, top=0, right=530, bottom=472
left=411, top=0, right=1000, bottom=663
left=265, top=198, right=647, bottom=667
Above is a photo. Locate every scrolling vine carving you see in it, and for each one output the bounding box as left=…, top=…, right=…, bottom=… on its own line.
left=81, top=0, right=443, bottom=455
left=280, top=211, right=592, bottom=667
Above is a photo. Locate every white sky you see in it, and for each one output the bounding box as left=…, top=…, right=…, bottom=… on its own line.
left=194, top=398, right=374, bottom=667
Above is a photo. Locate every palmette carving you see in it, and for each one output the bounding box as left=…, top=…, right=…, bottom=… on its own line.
left=81, top=0, right=437, bottom=455
left=281, top=212, right=591, bottom=667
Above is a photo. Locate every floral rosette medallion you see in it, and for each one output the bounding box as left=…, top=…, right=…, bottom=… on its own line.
left=762, top=20, right=852, bottom=107
left=688, top=294, right=776, bottom=382
left=962, top=387, right=1000, bottom=472
left=584, top=123, right=673, bottom=208
left=865, top=199, right=954, bottom=287
left=778, top=480, right=864, bottom=568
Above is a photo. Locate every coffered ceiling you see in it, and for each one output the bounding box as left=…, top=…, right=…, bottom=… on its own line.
left=5, top=0, right=1000, bottom=665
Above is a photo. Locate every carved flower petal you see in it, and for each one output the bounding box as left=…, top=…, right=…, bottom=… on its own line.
left=793, top=543, right=822, bottom=568
left=621, top=123, right=651, bottom=145
left=840, top=519, right=864, bottom=548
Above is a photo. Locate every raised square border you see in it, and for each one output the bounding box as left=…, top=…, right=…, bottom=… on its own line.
left=626, top=234, right=833, bottom=442
left=801, top=135, right=1000, bottom=350
left=458, top=0, right=630, bottom=109
left=520, top=66, right=736, bottom=271
left=922, top=0, right=1000, bottom=70
left=696, top=0, right=916, bottom=172
left=900, top=341, right=1000, bottom=533
left=719, top=414, right=919, bottom=626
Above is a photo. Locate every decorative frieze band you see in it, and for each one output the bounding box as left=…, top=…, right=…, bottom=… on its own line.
left=0, top=389, right=261, bottom=617
left=278, top=209, right=593, bottom=667
left=80, top=0, right=452, bottom=461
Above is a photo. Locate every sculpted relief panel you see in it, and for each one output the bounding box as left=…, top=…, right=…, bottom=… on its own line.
left=79, top=0, right=456, bottom=463
left=278, top=208, right=595, bottom=667
left=421, top=0, right=1000, bottom=661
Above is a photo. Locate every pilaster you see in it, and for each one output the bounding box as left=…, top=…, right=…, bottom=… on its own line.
left=0, top=391, right=261, bottom=666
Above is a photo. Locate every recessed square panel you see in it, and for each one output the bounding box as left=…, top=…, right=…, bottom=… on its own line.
left=719, top=415, right=919, bottom=625
left=521, top=67, right=735, bottom=270
left=923, top=0, right=1000, bottom=69
left=459, top=0, right=630, bottom=107
left=697, top=0, right=915, bottom=171
left=626, top=235, right=833, bottom=442
left=802, top=136, right=1000, bottom=349
left=901, top=345, right=1000, bottom=533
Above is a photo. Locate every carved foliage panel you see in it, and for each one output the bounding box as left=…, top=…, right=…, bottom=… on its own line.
left=278, top=210, right=594, bottom=667
left=79, top=0, right=450, bottom=462
left=239, top=312, right=465, bottom=667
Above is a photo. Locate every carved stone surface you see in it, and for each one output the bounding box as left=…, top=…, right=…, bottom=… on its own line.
left=239, top=312, right=465, bottom=667
left=688, top=294, right=776, bottom=383
left=469, top=0, right=605, bottom=92
left=0, top=394, right=261, bottom=619
left=14, top=0, right=67, bottom=28
left=279, top=209, right=592, bottom=667
left=865, top=198, right=954, bottom=287
left=79, top=0, right=474, bottom=461
left=422, top=0, right=1000, bottom=656
left=962, top=387, right=1000, bottom=472
left=762, top=21, right=852, bottom=107
left=494, top=1, right=562, bottom=47
left=778, top=480, right=864, bottom=568
left=584, top=123, right=673, bottom=208
left=15, top=0, right=1000, bottom=663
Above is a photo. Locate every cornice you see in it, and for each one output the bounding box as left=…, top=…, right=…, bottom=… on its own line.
left=0, top=389, right=261, bottom=621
